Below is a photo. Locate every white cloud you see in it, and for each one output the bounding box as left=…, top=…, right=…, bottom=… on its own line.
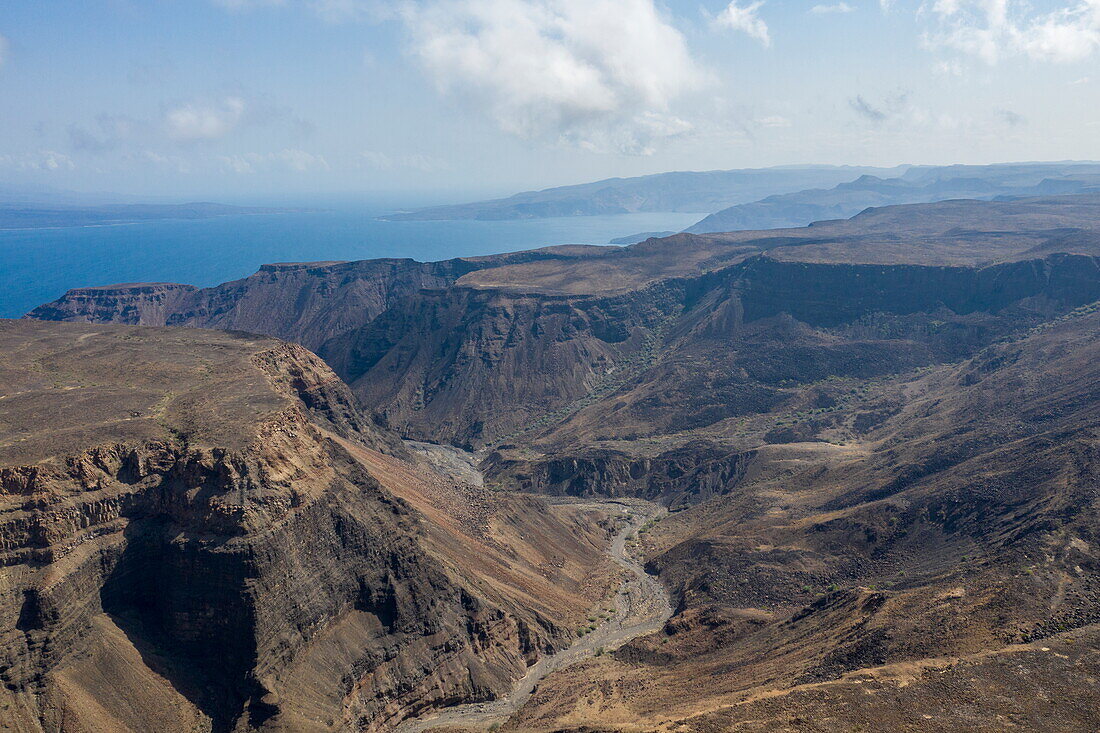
left=165, top=97, right=247, bottom=141
left=933, top=59, right=964, bottom=75
left=925, top=0, right=1100, bottom=64
left=140, top=150, right=192, bottom=173
left=220, top=149, right=330, bottom=173
left=0, top=150, right=76, bottom=172
left=757, top=114, right=791, bottom=127
left=715, top=1, right=771, bottom=46
left=278, top=148, right=329, bottom=171
left=810, top=2, right=855, bottom=13
left=401, top=0, right=706, bottom=155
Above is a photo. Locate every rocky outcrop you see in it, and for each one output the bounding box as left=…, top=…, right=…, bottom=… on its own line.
left=26, top=259, right=480, bottom=350
left=24, top=249, right=606, bottom=352
left=26, top=282, right=199, bottom=325
left=0, top=321, right=611, bottom=732
left=483, top=442, right=757, bottom=509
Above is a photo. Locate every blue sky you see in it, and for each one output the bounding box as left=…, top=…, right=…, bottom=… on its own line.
left=0, top=0, right=1097, bottom=200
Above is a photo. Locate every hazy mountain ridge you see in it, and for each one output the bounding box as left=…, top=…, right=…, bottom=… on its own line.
left=380, top=166, right=904, bottom=221
left=686, top=162, right=1100, bottom=233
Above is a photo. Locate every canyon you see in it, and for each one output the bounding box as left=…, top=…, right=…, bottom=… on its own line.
left=9, top=192, right=1100, bottom=730
left=0, top=321, right=620, bottom=732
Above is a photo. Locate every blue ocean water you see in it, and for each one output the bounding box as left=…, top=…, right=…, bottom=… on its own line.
left=0, top=208, right=700, bottom=318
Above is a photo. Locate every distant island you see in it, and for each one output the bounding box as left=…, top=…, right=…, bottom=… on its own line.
left=0, top=201, right=306, bottom=230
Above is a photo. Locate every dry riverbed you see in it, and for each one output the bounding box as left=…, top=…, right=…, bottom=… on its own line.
left=395, top=497, right=673, bottom=732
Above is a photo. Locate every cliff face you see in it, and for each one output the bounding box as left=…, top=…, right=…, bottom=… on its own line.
left=0, top=321, right=612, bottom=733
left=317, top=253, right=1100, bottom=449
left=318, top=283, right=684, bottom=447
left=483, top=442, right=757, bottom=509
left=26, top=259, right=479, bottom=351
left=26, top=282, right=199, bottom=326
left=24, top=249, right=609, bottom=352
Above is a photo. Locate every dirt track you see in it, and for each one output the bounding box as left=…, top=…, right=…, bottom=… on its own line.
left=394, top=498, right=673, bottom=732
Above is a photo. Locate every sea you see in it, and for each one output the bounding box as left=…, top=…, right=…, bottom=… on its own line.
left=0, top=206, right=701, bottom=318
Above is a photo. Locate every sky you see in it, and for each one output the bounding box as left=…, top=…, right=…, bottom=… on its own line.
left=0, top=0, right=1098, bottom=201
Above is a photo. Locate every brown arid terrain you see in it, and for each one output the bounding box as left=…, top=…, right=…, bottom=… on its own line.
left=16, top=192, right=1100, bottom=731
left=0, top=320, right=622, bottom=732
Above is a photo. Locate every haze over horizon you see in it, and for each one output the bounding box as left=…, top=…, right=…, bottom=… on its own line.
left=2, top=0, right=1100, bottom=201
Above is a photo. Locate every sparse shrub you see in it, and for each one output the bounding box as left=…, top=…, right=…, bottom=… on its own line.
left=594, top=647, right=605, bottom=657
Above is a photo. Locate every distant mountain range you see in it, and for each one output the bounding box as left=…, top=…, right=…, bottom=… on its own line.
left=379, top=162, right=1100, bottom=239
left=685, top=162, right=1100, bottom=233
left=380, top=165, right=905, bottom=221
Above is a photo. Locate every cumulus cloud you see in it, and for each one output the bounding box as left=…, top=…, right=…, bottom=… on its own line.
left=925, top=0, right=1100, bottom=63
left=811, top=2, right=855, bottom=13
left=165, top=97, right=247, bottom=141
left=402, top=0, right=706, bottom=154
left=715, top=1, right=771, bottom=46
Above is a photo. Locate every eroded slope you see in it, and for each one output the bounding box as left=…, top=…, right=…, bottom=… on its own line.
left=0, top=320, right=615, bottom=732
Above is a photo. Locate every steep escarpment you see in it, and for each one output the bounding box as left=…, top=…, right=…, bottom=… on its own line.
left=339, top=250, right=1100, bottom=452
left=26, top=259, right=477, bottom=351
left=25, top=247, right=609, bottom=351
left=25, top=281, right=200, bottom=326
left=0, top=320, right=614, bottom=733
left=318, top=282, right=684, bottom=447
